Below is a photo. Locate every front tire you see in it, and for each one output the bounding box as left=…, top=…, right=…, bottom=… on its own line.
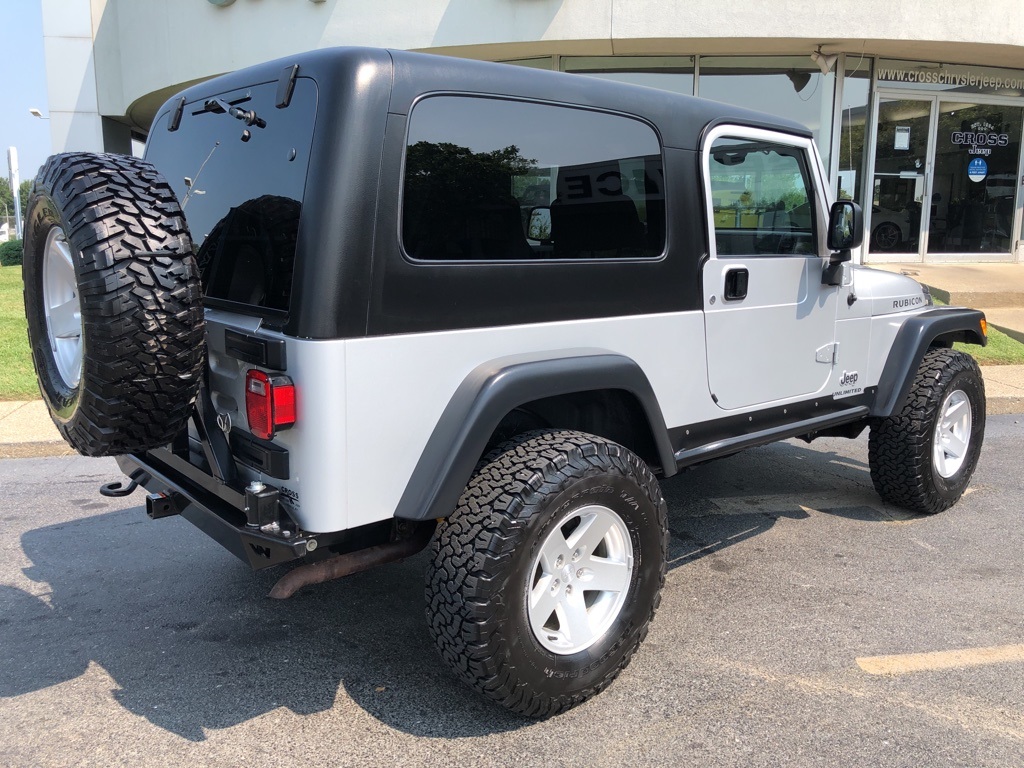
left=869, top=349, right=985, bottom=514
left=425, top=430, right=668, bottom=717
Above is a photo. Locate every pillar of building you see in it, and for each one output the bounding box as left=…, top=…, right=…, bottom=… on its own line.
left=41, top=0, right=106, bottom=154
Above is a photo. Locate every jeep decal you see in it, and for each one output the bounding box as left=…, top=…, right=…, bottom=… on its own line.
left=834, top=370, right=862, bottom=399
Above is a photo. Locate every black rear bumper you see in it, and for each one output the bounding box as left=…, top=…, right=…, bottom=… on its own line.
left=116, top=448, right=319, bottom=570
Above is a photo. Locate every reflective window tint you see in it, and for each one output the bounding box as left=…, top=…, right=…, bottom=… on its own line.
left=146, top=79, right=315, bottom=314
left=402, top=96, right=665, bottom=261
left=928, top=102, right=1023, bottom=255
left=708, top=137, right=818, bottom=256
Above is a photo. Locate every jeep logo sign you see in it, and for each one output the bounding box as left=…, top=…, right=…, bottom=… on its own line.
left=840, top=370, right=859, bottom=387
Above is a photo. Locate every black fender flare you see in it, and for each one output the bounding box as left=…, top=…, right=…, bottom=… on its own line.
left=871, top=307, right=987, bottom=418
left=393, top=350, right=676, bottom=521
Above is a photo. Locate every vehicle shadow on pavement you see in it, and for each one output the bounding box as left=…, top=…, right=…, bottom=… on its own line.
left=661, top=439, right=919, bottom=570
left=0, top=440, right=919, bottom=740
left=0, top=505, right=526, bottom=740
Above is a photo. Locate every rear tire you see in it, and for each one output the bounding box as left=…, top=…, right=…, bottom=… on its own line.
left=425, top=429, right=668, bottom=717
left=22, top=152, right=204, bottom=456
left=869, top=348, right=985, bottom=514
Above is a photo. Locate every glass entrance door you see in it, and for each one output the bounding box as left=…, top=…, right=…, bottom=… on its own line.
left=928, top=102, right=1024, bottom=256
left=868, top=92, right=1024, bottom=261
left=869, top=96, right=936, bottom=258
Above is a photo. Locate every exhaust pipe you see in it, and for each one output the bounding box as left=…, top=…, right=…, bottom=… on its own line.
left=268, top=523, right=434, bottom=599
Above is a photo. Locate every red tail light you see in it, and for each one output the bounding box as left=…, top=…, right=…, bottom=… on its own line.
left=245, top=370, right=296, bottom=440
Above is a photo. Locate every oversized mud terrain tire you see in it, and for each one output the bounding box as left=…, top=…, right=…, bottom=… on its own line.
left=22, top=152, right=204, bottom=456
left=869, top=348, right=985, bottom=514
left=425, top=429, right=668, bottom=717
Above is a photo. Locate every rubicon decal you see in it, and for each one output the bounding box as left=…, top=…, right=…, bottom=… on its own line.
left=893, top=296, right=925, bottom=310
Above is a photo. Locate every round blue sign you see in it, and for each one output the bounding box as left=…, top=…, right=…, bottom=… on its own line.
left=967, top=157, right=988, bottom=183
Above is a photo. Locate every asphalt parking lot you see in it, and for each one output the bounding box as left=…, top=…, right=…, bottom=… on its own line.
left=1, top=415, right=1022, bottom=767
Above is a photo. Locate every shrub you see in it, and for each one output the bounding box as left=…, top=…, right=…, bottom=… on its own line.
left=0, top=239, right=23, bottom=267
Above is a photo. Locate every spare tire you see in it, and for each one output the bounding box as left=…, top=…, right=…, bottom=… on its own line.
left=22, top=152, right=204, bottom=457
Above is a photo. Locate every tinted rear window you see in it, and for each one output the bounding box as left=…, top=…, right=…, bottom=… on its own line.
left=146, top=78, right=317, bottom=315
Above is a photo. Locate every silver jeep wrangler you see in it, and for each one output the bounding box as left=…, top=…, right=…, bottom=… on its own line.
left=22, top=47, right=987, bottom=717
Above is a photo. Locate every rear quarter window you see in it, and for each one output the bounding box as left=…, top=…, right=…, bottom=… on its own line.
left=401, top=95, right=665, bottom=262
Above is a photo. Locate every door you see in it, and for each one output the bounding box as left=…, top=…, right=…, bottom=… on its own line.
left=867, top=95, right=937, bottom=259
left=701, top=127, right=839, bottom=411
left=927, top=101, right=1024, bottom=257
left=867, top=94, right=1024, bottom=261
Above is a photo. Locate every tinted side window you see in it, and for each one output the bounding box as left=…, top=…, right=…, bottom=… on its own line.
left=402, top=96, right=664, bottom=262
left=708, top=137, right=817, bottom=257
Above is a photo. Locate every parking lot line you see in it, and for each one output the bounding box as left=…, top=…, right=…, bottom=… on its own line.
left=857, top=644, right=1024, bottom=675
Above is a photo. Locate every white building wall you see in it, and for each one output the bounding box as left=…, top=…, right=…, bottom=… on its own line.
left=87, top=0, right=1024, bottom=129
left=41, top=0, right=104, bottom=154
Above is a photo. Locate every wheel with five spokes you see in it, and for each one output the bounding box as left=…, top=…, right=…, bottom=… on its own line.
left=871, top=220, right=903, bottom=252
left=425, top=430, right=667, bottom=717
left=869, top=348, right=985, bottom=514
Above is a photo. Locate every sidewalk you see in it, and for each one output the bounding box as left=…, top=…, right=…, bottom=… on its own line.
left=873, top=262, right=1024, bottom=344
left=0, top=400, right=74, bottom=459
left=871, top=262, right=1024, bottom=414
left=873, top=262, right=1024, bottom=310
left=3, top=365, right=1021, bottom=459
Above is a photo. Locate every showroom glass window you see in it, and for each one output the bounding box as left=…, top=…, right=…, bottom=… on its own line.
left=402, top=96, right=665, bottom=261
left=561, top=56, right=695, bottom=97
left=837, top=56, right=872, bottom=206
left=499, top=57, right=555, bottom=70
left=560, top=56, right=838, bottom=167
left=929, top=102, right=1023, bottom=254
left=698, top=57, right=837, bottom=168
left=875, top=59, right=1024, bottom=255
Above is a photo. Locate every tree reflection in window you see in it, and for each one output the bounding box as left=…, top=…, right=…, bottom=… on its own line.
left=197, top=194, right=300, bottom=311
left=403, top=141, right=537, bottom=261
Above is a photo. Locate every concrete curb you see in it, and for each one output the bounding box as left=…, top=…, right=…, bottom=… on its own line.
left=0, top=441, right=75, bottom=460
left=989, top=395, right=1024, bottom=416
left=2, top=392, right=1021, bottom=461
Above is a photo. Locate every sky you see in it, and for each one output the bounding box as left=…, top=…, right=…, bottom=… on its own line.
left=1, top=1, right=51, bottom=183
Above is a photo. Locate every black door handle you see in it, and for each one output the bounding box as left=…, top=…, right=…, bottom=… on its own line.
left=724, top=267, right=749, bottom=301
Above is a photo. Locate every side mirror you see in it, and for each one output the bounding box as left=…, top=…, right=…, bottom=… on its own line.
left=527, top=206, right=552, bottom=241
left=826, top=200, right=863, bottom=261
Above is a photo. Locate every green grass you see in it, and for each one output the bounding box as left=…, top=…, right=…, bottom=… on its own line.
left=0, top=266, right=39, bottom=400
left=929, top=296, right=1024, bottom=366
left=955, top=325, right=1024, bottom=365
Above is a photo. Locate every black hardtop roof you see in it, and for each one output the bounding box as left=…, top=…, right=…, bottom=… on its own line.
left=387, top=48, right=811, bottom=149
left=156, top=46, right=811, bottom=151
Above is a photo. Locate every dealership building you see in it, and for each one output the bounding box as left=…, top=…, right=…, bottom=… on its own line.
left=40, top=0, right=1024, bottom=263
